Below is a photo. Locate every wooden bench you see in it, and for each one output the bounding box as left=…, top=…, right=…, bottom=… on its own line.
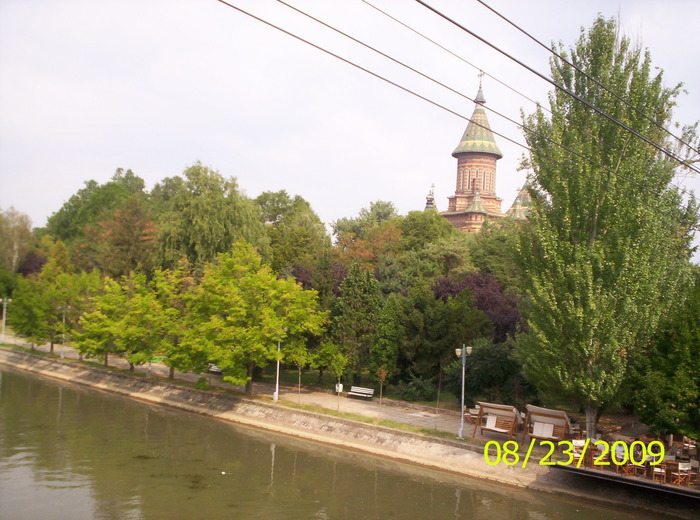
left=472, top=402, right=522, bottom=440
left=347, top=386, right=374, bottom=399
left=480, top=415, right=518, bottom=439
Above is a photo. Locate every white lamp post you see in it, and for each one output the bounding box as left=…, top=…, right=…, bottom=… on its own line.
left=1, top=298, right=11, bottom=344
left=273, top=328, right=287, bottom=402
left=455, top=344, right=473, bottom=439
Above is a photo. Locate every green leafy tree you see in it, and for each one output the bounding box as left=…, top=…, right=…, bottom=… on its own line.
left=7, top=276, right=49, bottom=348
left=46, top=169, right=145, bottom=243
left=284, top=337, right=313, bottom=402
left=0, top=207, right=33, bottom=273
left=157, top=163, right=271, bottom=269
left=633, top=269, right=700, bottom=437
left=330, top=263, right=382, bottom=380
left=151, top=260, right=200, bottom=379
left=397, top=285, right=492, bottom=382
left=79, top=195, right=157, bottom=277
left=515, top=17, right=699, bottom=437
left=115, top=272, right=170, bottom=370
left=186, top=241, right=327, bottom=394
left=332, top=200, right=398, bottom=240
left=396, top=210, right=459, bottom=252
left=311, top=340, right=344, bottom=385
left=74, top=277, right=126, bottom=366
left=23, top=239, right=74, bottom=352
left=469, top=219, right=524, bottom=294
left=0, top=268, right=15, bottom=298
left=370, top=294, right=401, bottom=405
left=254, top=190, right=329, bottom=273
left=446, top=338, right=535, bottom=408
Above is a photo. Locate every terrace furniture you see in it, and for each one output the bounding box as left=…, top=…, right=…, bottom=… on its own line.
left=521, top=404, right=573, bottom=443
left=652, top=462, right=667, bottom=483
left=689, top=460, right=699, bottom=487
left=670, top=462, right=692, bottom=486
left=473, top=402, right=522, bottom=440
left=346, top=386, right=374, bottom=399
left=464, top=405, right=481, bottom=425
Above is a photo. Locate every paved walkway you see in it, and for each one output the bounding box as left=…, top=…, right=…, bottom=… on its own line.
left=2, top=334, right=473, bottom=439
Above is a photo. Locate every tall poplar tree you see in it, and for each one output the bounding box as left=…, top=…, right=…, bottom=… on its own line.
left=516, top=17, right=698, bottom=436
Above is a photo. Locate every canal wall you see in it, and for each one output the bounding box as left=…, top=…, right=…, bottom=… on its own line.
left=1, top=347, right=695, bottom=518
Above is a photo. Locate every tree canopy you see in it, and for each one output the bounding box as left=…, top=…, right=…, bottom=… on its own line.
left=516, top=16, right=699, bottom=436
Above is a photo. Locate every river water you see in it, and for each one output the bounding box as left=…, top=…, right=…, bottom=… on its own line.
left=0, top=368, right=669, bottom=520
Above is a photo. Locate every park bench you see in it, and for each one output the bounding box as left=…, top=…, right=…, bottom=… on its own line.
left=521, top=404, right=574, bottom=443
left=347, top=386, right=374, bottom=399
left=473, top=401, right=522, bottom=440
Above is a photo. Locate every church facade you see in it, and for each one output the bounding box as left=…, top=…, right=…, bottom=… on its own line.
left=437, top=85, right=528, bottom=232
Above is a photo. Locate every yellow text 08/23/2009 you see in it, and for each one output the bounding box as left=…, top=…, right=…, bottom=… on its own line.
left=482, top=439, right=665, bottom=469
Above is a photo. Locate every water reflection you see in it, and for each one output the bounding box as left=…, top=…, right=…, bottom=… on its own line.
left=0, top=368, right=672, bottom=520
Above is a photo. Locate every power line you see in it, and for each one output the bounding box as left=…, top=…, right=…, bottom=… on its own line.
left=476, top=0, right=700, bottom=160
left=209, top=0, right=698, bottom=229
left=211, top=0, right=526, bottom=152
left=414, top=0, right=700, bottom=177
left=358, top=0, right=696, bottom=201
left=272, top=0, right=693, bottom=216
left=359, top=0, right=543, bottom=115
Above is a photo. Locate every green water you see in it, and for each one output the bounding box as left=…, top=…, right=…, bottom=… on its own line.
left=0, top=368, right=675, bottom=519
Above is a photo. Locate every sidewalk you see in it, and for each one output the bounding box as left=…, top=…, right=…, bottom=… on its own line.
left=2, top=333, right=467, bottom=438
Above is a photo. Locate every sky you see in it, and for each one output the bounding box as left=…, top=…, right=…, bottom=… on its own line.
left=1, top=0, right=699, bottom=246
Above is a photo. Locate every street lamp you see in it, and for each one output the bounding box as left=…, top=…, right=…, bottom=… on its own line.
left=1, top=297, right=11, bottom=344
left=273, top=328, right=287, bottom=402
left=455, top=344, right=473, bottom=439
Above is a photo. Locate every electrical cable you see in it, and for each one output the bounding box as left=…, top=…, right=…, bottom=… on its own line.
left=415, top=0, right=700, bottom=177
left=273, top=0, right=695, bottom=219
left=358, top=0, right=696, bottom=200
left=210, top=0, right=698, bottom=229
left=359, top=0, right=543, bottom=115
left=476, top=0, right=700, bottom=159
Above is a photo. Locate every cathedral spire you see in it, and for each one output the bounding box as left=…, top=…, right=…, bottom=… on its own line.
left=451, top=83, right=502, bottom=159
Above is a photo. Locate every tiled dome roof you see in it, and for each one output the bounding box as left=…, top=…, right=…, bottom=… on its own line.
left=452, top=86, right=503, bottom=159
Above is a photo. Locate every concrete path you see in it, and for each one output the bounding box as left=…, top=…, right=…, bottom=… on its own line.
left=2, top=334, right=482, bottom=441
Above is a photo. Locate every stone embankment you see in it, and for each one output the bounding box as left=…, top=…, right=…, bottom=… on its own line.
left=0, top=347, right=695, bottom=518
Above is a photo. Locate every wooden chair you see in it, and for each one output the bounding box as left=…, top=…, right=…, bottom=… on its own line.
left=689, top=460, right=699, bottom=487
left=652, top=462, right=667, bottom=483
left=670, top=462, right=692, bottom=486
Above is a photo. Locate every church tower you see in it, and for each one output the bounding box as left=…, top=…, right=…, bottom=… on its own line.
left=442, top=83, right=504, bottom=233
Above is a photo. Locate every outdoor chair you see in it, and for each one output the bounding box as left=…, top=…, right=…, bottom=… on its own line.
left=688, top=460, right=699, bottom=487
left=652, top=462, right=667, bottom=483
left=670, top=462, right=692, bottom=486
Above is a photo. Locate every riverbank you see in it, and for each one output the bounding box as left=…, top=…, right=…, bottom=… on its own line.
left=0, top=346, right=696, bottom=518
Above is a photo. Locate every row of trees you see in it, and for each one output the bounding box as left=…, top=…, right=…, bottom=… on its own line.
left=2, top=16, right=699, bottom=437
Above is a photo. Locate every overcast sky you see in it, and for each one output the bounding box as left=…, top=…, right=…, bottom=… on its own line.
left=1, top=0, right=698, bottom=248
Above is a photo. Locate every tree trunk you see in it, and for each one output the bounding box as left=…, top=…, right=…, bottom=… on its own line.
left=50, top=340, right=54, bottom=354
left=585, top=403, right=598, bottom=439
left=169, top=366, right=175, bottom=380
left=245, top=362, right=254, bottom=395
left=129, top=363, right=134, bottom=372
